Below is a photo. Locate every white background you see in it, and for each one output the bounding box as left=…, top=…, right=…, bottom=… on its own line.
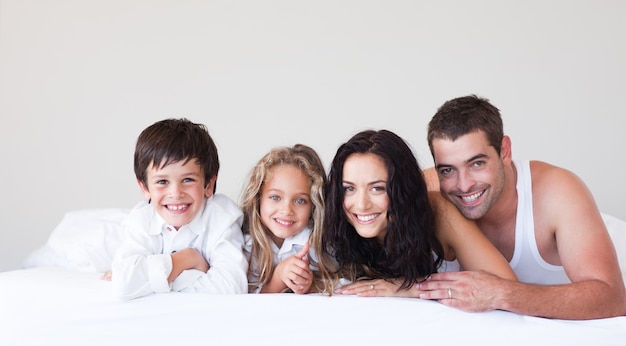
left=1, top=1, right=624, bottom=272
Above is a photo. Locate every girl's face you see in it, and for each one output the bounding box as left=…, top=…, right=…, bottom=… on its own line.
left=139, top=159, right=214, bottom=229
left=342, top=153, right=389, bottom=244
left=260, top=164, right=313, bottom=248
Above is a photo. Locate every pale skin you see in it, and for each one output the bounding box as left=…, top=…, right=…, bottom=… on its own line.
left=260, top=243, right=313, bottom=294
left=419, top=130, right=625, bottom=319
left=102, top=160, right=214, bottom=283
left=336, top=153, right=516, bottom=301
left=258, top=165, right=314, bottom=294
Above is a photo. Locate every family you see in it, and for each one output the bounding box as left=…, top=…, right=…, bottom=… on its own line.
left=107, top=94, right=625, bottom=320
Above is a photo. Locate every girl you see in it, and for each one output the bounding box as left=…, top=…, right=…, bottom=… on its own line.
left=318, top=129, right=516, bottom=301
left=241, top=144, right=329, bottom=294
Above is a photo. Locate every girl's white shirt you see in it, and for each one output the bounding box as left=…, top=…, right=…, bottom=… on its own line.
left=244, top=226, right=318, bottom=293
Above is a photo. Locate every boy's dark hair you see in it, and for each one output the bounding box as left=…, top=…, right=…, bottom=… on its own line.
left=427, top=94, right=504, bottom=155
left=134, top=118, right=219, bottom=192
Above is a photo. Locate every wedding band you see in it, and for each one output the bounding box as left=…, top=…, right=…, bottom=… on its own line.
left=370, top=284, right=375, bottom=290
left=447, top=288, right=452, bottom=299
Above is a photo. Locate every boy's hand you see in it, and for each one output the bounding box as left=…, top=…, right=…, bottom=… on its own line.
left=100, top=271, right=113, bottom=281
left=169, top=248, right=210, bottom=282
left=274, top=243, right=313, bottom=294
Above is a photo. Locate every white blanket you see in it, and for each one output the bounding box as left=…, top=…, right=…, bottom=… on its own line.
left=1, top=267, right=625, bottom=346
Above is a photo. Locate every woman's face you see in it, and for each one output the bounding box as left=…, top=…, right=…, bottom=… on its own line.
left=341, top=153, right=389, bottom=244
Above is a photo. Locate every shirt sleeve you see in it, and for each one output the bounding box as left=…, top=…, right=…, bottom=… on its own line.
left=111, top=206, right=172, bottom=300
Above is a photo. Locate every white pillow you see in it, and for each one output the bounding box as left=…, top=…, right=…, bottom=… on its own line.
left=33, top=208, right=129, bottom=273
left=602, top=213, right=626, bottom=281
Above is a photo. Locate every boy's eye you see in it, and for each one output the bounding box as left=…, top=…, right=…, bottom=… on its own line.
left=183, top=177, right=195, bottom=183
left=156, top=180, right=168, bottom=185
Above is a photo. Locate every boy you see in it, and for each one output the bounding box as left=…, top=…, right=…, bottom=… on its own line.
left=111, top=118, right=247, bottom=300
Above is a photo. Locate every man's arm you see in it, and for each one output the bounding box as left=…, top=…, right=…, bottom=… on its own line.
left=418, top=163, right=626, bottom=319
left=522, top=162, right=625, bottom=319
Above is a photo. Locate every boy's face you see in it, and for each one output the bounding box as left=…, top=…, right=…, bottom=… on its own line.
left=139, top=159, right=215, bottom=229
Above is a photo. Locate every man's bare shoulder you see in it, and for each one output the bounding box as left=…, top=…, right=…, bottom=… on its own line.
left=422, top=167, right=440, bottom=191
left=528, top=160, right=586, bottom=194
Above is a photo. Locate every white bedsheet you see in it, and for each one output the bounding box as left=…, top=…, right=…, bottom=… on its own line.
left=1, top=267, right=625, bottom=346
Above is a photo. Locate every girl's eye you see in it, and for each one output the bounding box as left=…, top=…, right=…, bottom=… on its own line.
left=295, top=198, right=308, bottom=205
left=269, top=195, right=280, bottom=201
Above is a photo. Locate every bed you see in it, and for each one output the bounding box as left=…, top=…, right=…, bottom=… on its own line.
left=2, top=209, right=626, bottom=345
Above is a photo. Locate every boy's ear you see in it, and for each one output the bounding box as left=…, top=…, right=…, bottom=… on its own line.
left=137, top=179, right=151, bottom=201
left=204, top=176, right=217, bottom=198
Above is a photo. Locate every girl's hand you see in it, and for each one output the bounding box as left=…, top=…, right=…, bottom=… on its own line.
left=275, top=243, right=313, bottom=294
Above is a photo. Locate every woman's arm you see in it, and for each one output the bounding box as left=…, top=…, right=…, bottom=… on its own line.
left=429, top=191, right=516, bottom=280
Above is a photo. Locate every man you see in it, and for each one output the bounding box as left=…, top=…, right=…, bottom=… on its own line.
left=418, top=94, right=625, bottom=319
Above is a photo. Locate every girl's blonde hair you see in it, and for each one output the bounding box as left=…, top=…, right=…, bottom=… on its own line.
left=241, top=144, right=329, bottom=292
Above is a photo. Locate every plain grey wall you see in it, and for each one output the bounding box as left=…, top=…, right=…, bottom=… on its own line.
left=1, top=1, right=625, bottom=272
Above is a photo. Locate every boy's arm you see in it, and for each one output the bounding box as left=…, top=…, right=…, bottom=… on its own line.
left=111, top=220, right=173, bottom=300
left=168, top=248, right=210, bottom=282
left=170, top=221, right=248, bottom=294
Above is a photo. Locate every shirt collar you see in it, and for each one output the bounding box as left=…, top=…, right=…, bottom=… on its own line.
left=274, top=226, right=311, bottom=256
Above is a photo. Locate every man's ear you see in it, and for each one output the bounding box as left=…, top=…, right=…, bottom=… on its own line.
left=137, top=179, right=151, bottom=201
left=204, top=176, right=217, bottom=198
left=500, top=135, right=513, bottom=164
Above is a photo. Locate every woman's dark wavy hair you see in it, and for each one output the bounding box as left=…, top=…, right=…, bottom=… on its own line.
left=320, top=129, right=443, bottom=291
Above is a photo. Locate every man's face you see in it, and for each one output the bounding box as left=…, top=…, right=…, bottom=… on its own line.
left=431, top=130, right=506, bottom=220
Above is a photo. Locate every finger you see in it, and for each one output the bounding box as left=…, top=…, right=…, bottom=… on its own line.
left=294, top=242, right=310, bottom=259
left=341, top=281, right=379, bottom=295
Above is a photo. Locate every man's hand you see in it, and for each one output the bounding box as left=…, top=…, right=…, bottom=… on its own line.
left=416, top=271, right=509, bottom=312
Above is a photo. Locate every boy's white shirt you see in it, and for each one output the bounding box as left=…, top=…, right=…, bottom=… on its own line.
left=111, top=194, right=248, bottom=300
left=244, top=226, right=317, bottom=293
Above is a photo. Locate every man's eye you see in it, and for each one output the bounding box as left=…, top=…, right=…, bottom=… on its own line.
left=439, top=168, right=451, bottom=175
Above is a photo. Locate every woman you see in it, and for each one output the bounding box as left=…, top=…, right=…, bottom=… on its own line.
left=318, top=129, right=516, bottom=302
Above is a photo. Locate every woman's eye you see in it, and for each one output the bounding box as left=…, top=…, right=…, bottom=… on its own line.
left=372, top=185, right=386, bottom=193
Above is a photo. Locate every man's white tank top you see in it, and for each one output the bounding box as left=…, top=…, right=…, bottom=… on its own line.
left=510, top=160, right=570, bottom=284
